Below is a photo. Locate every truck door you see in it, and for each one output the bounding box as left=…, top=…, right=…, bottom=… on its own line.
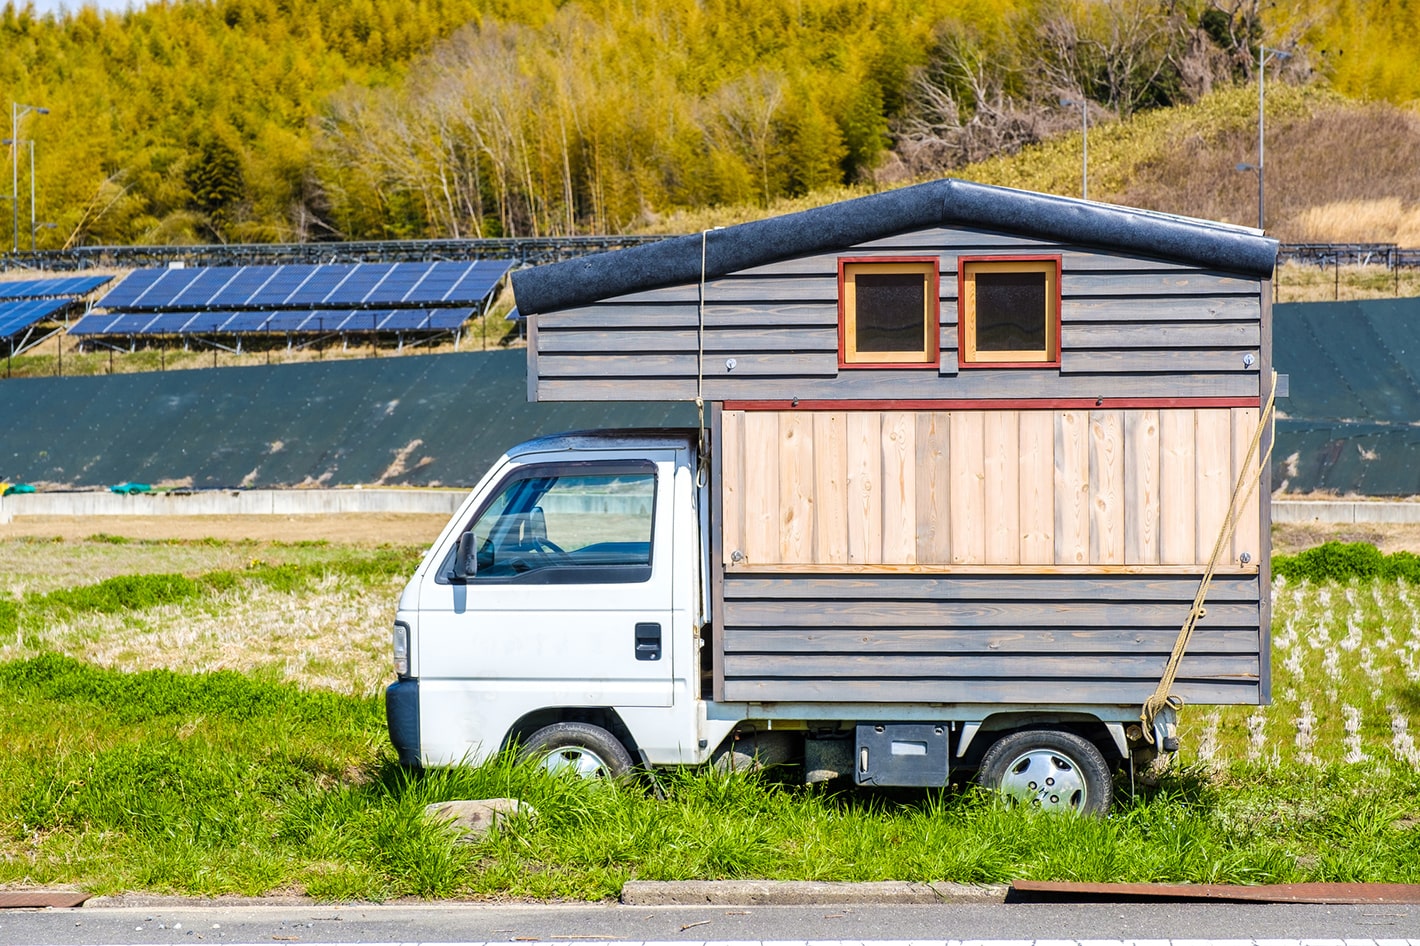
left=417, top=451, right=677, bottom=711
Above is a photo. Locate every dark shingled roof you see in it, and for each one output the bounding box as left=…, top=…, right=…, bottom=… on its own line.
left=511, top=178, right=1280, bottom=315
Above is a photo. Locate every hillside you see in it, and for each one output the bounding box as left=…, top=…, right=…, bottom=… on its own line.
left=2, top=0, right=1420, bottom=248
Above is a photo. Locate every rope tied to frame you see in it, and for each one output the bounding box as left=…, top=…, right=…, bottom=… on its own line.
left=694, top=228, right=712, bottom=488
left=1140, top=370, right=1279, bottom=744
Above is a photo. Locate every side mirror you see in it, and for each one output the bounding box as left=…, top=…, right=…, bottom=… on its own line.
left=452, top=531, right=477, bottom=580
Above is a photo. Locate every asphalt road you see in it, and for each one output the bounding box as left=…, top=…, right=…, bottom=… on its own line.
left=3, top=901, right=1419, bottom=946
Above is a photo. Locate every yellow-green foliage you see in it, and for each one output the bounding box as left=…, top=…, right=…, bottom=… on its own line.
left=1, top=0, right=1416, bottom=246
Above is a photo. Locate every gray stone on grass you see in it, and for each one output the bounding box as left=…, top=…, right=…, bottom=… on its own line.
left=422, top=798, right=535, bottom=842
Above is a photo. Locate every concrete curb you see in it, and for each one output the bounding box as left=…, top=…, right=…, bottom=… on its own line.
left=1272, top=500, right=1420, bottom=525
left=0, top=488, right=464, bottom=521
left=619, top=880, right=1007, bottom=906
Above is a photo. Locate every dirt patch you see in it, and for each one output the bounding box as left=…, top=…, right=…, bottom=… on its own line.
left=0, top=513, right=451, bottom=546
left=1272, top=522, right=1420, bottom=556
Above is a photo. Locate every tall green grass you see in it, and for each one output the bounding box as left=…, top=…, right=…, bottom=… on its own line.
left=1, top=653, right=1417, bottom=899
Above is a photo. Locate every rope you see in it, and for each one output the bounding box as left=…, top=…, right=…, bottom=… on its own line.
left=695, top=229, right=710, bottom=488
left=1141, top=371, right=1279, bottom=743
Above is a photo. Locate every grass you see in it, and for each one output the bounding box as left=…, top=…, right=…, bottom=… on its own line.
left=0, top=653, right=1416, bottom=899
left=1, top=533, right=1418, bottom=898
left=0, top=536, right=422, bottom=695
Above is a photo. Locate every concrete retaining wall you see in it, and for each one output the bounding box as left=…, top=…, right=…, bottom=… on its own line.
left=0, top=488, right=466, bottom=522
left=1271, top=500, right=1420, bottom=525
left=4, top=492, right=1419, bottom=526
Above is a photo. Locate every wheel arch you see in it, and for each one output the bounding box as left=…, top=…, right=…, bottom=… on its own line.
left=501, top=706, right=643, bottom=763
left=957, top=712, right=1126, bottom=770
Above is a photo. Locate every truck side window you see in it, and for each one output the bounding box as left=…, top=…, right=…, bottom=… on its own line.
left=441, top=461, right=658, bottom=584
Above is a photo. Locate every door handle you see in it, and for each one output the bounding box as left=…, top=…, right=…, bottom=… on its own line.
left=634, top=622, right=661, bottom=661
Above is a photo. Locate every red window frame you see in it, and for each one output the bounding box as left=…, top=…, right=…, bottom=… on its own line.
left=837, top=256, right=941, bottom=370
left=957, top=254, right=1063, bottom=369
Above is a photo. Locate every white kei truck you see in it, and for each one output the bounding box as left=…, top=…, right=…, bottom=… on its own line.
left=385, top=180, right=1279, bottom=815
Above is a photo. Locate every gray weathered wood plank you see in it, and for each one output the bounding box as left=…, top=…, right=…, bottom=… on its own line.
left=722, top=574, right=1259, bottom=600
left=537, top=327, right=841, bottom=353
left=721, top=626, right=1262, bottom=654
left=720, top=677, right=1259, bottom=705
left=1063, top=296, right=1260, bottom=322
left=1059, top=350, right=1257, bottom=374
left=722, top=652, right=1258, bottom=679
left=1064, top=272, right=1259, bottom=296
left=722, top=599, right=1258, bottom=628
left=534, top=371, right=1264, bottom=401
left=1065, top=322, right=1261, bottom=349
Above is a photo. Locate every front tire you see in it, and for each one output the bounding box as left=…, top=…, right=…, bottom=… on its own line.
left=520, top=721, right=634, bottom=779
left=977, top=729, right=1113, bottom=816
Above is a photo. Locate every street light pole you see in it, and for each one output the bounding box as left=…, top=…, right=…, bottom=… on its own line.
left=1252, top=46, right=1289, bottom=231
left=10, top=101, right=48, bottom=254
left=1060, top=96, right=1088, bottom=200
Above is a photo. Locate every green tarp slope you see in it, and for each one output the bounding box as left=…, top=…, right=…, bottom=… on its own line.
left=3, top=299, right=1420, bottom=494
left=0, top=350, right=694, bottom=489
left=1275, top=297, right=1420, bottom=495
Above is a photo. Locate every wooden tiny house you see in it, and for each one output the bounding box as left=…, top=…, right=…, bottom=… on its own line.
left=511, top=178, right=1277, bottom=712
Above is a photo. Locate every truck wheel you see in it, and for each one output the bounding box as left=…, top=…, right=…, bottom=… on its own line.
left=520, top=721, right=634, bottom=779
left=977, top=729, right=1113, bottom=816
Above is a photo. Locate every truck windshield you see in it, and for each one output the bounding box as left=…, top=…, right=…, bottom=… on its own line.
left=462, top=466, right=656, bottom=581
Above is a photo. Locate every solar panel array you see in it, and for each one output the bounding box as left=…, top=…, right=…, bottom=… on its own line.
left=0, top=275, right=112, bottom=300
left=100, top=261, right=510, bottom=312
left=69, top=308, right=475, bottom=337
left=0, top=298, right=73, bottom=341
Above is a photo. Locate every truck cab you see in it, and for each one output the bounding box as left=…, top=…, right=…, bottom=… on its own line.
left=387, top=430, right=721, bottom=773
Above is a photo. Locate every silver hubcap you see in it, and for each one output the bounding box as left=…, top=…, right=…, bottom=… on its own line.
left=998, top=749, right=1088, bottom=811
left=539, top=746, right=612, bottom=778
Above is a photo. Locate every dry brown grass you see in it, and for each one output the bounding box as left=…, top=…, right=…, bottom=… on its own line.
left=1288, top=198, right=1420, bottom=246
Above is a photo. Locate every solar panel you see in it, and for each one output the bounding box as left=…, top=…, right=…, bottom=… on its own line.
left=110, top=313, right=161, bottom=333
left=67, top=313, right=126, bottom=336
left=284, top=265, right=350, bottom=306
left=0, top=275, right=112, bottom=300
left=149, top=313, right=198, bottom=334
left=0, top=297, right=72, bottom=339
left=177, top=312, right=230, bottom=333
left=168, top=268, right=242, bottom=309
left=208, top=265, right=282, bottom=307
left=101, top=267, right=190, bottom=308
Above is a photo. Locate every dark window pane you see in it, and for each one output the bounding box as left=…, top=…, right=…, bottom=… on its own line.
left=976, top=271, right=1047, bottom=351
left=855, top=273, right=926, bottom=353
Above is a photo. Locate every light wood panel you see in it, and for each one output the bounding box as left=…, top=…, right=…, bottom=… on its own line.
left=722, top=407, right=1262, bottom=571
left=1018, top=411, right=1055, bottom=564
left=880, top=412, right=917, bottom=564
left=984, top=411, right=1021, bottom=564
left=1054, top=411, right=1090, bottom=566
left=914, top=412, right=951, bottom=564
left=950, top=411, right=987, bottom=564
left=1089, top=411, right=1125, bottom=564
left=1232, top=407, right=1262, bottom=564
left=1125, top=410, right=1161, bottom=564
left=741, top=411, right=780, bottom=567
left=812, top=412, right=849, bottom=564
left=1159, top=409, right=1197, bottom=565
left=845, top=412, right=882, bottom=564
left=778, top=412, right=815, bottom=564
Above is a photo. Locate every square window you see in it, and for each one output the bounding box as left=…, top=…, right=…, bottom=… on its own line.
left=959, top=256, right=1061, bottom=367
left=838, top=258, right=939, bottom=368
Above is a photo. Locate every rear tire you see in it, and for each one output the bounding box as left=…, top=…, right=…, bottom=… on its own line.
left=977, top=729, right=1113, bottom=816
left=520, top=721, right=634, bottom=779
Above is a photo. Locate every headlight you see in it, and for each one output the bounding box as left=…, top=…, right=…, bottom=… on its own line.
left=393, top=621, right=410, bottom=677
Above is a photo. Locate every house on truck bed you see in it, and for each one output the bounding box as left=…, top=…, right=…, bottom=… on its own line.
left=388, top=178, right=1277, bottom=814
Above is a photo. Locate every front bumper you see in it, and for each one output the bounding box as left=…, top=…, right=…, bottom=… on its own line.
left=385, top=679, right=421, bottom=767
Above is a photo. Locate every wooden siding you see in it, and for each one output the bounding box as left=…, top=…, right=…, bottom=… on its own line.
left=530, top=227, right=1263, bottom=402
left=720, top=573, right=1262, bottom=705
left=720, top=408, right=1263, bottom=571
